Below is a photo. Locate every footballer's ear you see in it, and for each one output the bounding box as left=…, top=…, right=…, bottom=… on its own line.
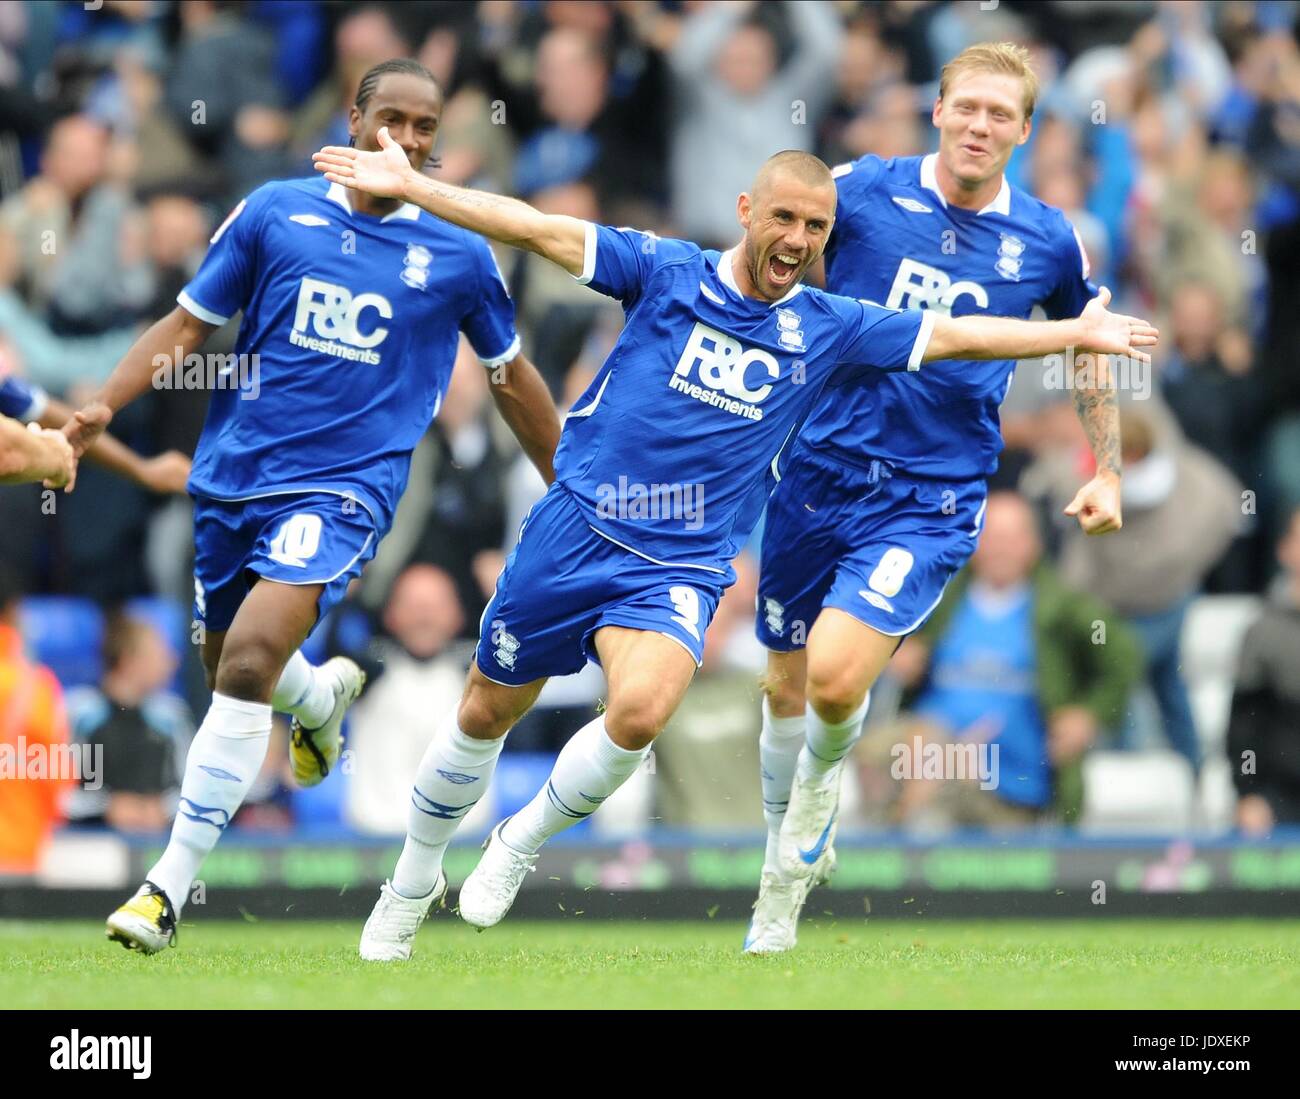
left=736, top=191, right=753, bottom=230
left=347, top=106, right=362, bottom=145
left=931, top=97, right=944, bottom=127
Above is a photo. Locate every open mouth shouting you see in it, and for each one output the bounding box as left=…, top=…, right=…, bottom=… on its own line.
left=766, top=250, right=803, bottom=289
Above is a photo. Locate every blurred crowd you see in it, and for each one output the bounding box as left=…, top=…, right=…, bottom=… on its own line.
left=2, top=1, right=1300, bottom=865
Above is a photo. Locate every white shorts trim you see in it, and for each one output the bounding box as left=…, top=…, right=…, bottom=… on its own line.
left=586, top=524, right=727, bottom=575
left=656, top=629, right=703, bottom=668
left=479, top=334, right=521, bottom=370
left=845, top=579, right=951, bottom=637
left=253, top=531, right=375, bottom=586
left=473, top=662, right=531, bottom=688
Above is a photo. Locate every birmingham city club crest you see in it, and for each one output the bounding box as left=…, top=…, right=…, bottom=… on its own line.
left=401, top=243, right=433, bottom=290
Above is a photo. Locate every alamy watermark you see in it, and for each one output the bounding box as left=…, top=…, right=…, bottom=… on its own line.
left=1042, top=348, right=1150, bottom=401
left=595, top=476, right=705, bottom=532
left=0, top=737, right=102, bottom=790
left=152, top=347, right=260, bottom=400
left=890, top=735, right=1000, bottom=791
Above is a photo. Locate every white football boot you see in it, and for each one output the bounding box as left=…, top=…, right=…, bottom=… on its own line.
left=744, top=872, right=814, bottom=955
left=456, top=821, right=537, bottom=929
left=359, top=876, right=447, bottom=961
left=290, top=656, right=366, bottom=787
left=745, top=818, right=838, bottom=955
left=777, top=767, right=842, bottom=880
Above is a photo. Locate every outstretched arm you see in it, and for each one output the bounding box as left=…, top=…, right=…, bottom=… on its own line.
left=314, top=129, right=587, bottom=275
left=64, top=305, right=215, bottom=457
left=921, top=289, right=1139, bottom=535
left=924, top=288, right=1157, bottom=365
left=36, top=394, right=191, bottom=494
left=486, top=353, right=562, bottom=485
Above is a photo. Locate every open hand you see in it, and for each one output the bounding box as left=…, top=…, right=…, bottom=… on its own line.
left=1076, top=287, right=1159, bottom=363
left=313, top=127, right=413, bottom=200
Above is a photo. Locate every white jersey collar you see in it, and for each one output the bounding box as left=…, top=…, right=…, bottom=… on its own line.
left=326, top=181, right=421, bottom=223
left=919, top=153, right=1011, bottom=217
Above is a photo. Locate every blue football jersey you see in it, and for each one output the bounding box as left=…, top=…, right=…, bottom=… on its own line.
left=801, top=153, right=1096, bottom=480
left=0, top=376, right=47, bottom=422
left=179, top=178, right=520, bottom=527
left=556, top=223, right=933, bottom=579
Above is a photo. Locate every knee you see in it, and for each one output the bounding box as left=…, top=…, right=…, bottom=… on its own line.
left=805, top=660, right=867, bottom=726
left=213, top=636, right=282, bottom=702
left=456, top=683, right=514, bottom=741
left=604, top=695, right=671, bottom=751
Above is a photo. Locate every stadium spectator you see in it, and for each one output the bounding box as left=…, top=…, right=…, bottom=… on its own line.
left=1156, top=148, right=1264, bottom=333
left=1044, top=406, right=1243, bottom=772
left=814, top=20, right=909, bottom=168
left=1159, top=279, right=1265, bottom=589
left=0, top=113, right=149, bottom=336
left=875, top=491, right=1142, bottom=827
left=1160, top=279, right=1261, bottom=485
left=1227, top=506, right=1300, bottom=835
left=668, top=0, right=841, bottom=247
left=162, top=0, right=293, bottom=200
left=289, top=6, right=412, bottom=174
left=0, top=564, right=71, bottom=875
left=65, top=612, right=192, bottom=833
left=344, top=564, right=473, bottom=835
left=477, top=16, right=667, bottom=211
left=401, top=350, right=511, bottom=633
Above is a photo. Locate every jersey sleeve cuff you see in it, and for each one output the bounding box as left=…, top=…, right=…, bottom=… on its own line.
left=177, top=290, right=230, bottom=327
left=478, top=334, right=521, bottom=370
left=573, top=221, right=598, bottom=286
left=908, top=310, right=938, bottom=372
left=21, top=386, right=48, bottom=423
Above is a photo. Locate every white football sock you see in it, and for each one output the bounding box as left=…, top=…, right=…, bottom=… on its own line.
left=760, top=697, right=805, bottom=874
left=146, top=692, right=272, bottom=914
left=500, top=716, right=650, bottom=855
left=798, top=692, right=870, bottom=783
left=270, top=650, right=335, bottom=729
left=390, top=722, right=504, bottom=899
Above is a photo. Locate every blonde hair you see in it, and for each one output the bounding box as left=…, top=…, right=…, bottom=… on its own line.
left=939, top=42, right=1039, bottom=120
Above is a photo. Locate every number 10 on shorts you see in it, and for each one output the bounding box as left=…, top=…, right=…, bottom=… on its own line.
left=268, top=513, right=323, bottom=568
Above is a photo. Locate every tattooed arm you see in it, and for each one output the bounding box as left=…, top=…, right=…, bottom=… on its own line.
left=1064, top=353, right=1123, bottom=534
left=314, top=128, right=587, bottom=276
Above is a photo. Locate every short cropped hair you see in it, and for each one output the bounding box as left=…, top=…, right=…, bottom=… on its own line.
left=753, top=149, right=835, bottom=198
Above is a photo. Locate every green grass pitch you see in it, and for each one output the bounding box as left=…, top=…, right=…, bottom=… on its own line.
left=4, top=919, right=1299, bottom=1009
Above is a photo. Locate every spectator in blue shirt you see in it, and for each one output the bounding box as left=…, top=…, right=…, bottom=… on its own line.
left=65, top=613, right=193, bottom=833
left=877, top=492, right=1142, bottom=827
